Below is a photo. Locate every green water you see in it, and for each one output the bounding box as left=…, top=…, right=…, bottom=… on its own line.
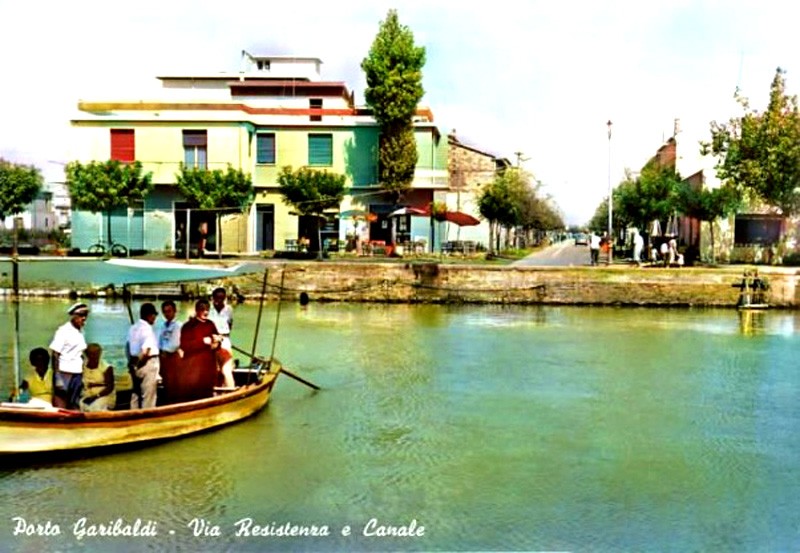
left=0, top=301, right=798, bottom=552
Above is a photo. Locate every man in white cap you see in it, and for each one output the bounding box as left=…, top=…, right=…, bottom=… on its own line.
left=49, top=302, right=90, bottom=409
left=208, top=287, right=235, bottom=388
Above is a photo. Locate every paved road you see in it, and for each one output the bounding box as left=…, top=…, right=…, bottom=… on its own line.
left=512, top=239, right=595, bottom=267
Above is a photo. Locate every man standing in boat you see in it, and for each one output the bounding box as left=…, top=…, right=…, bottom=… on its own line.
left=209, top=287, right=235, bottom=389
left=157, top=300, right=183, bottom=404
left=49, top=303, right=89, bottom=409
left=127, top=303, right=160, bottom=409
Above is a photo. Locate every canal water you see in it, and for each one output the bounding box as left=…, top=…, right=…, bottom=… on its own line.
left=0, top=300, right=798, bottom=552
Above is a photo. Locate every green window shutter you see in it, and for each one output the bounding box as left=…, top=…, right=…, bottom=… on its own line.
left=257, top=133, right=275, bottom=164
left=308, top=134, right=333, bottom=166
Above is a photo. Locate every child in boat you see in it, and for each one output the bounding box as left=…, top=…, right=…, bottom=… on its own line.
left=79, top=343, right=116, bottom=412
left=12, top=347, right=54, bottom=406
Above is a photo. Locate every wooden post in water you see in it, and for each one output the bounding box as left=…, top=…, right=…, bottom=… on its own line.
left=11, top=255, right=19, bottom=299
left=12, top=286, right=21, bottom=402
left=250, top=268, right=269, bottom=359
left=269, top=267, right=287, bottom=364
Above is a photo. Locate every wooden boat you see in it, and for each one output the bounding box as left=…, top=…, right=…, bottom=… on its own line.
left=0, top=364, right=280, bottom=457
left=0, top=264, right=318, bottom=461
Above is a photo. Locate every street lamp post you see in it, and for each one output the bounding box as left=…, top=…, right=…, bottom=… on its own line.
left=607, top=120, right=613, bottom=266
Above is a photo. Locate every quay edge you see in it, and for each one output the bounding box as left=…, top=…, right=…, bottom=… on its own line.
left=3, top=261, right=799, bottom=308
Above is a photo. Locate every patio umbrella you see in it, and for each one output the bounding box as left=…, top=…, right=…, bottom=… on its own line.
left=649, top=219, right=662, bottom=237
left=340, top=209, right=377, bottom=222
left=388, top=206, right=428, bottom=217
left=442, top=211, right=480, bottom=226
left=665, top=214, right=679, bottom=237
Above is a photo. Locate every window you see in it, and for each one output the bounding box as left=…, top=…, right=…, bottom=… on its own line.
left=734, top=214, right=783, bottom=245
left=183, top=130, right=207, bottom=169
left=110, top=129, right=135, bottom=162
left=309, top=98, right=323, bottom=122
left=256, top=133, right=276, bottom=164
left=308, top=134, right=333, bottom=166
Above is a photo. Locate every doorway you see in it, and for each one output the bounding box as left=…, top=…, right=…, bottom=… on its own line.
left=256, top=204, right=275, bottom=251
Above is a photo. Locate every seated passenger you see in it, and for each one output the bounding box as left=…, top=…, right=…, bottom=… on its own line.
left=79, top=343, right=116, bottom=412
left=14, top=347, right=53, bottom=407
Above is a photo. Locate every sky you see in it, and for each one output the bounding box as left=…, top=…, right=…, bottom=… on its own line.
left=1, top=0, right=799, bottom=225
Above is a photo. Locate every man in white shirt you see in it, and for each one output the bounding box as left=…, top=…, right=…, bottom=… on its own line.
left=157, top=300, right=183, bottom=355
left=209, top=287, right=235, bottom=388
left=49, top=302, right=90, bottom=409
left=589, top=232, right=601, bottom=266
left=127, top=302, right=160, bottom=408
left=157, top=300, right=183, bottom=405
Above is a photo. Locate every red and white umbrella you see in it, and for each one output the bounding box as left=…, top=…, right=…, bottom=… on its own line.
left=388, top=206, right=428, bottom=217
left=441, top=211, right=480, bottom=226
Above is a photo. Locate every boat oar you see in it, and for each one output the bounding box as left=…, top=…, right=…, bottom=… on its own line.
left=231, top=344, right=320, bottom=391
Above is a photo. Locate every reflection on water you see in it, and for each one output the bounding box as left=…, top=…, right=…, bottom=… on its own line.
left=1, top=301, right=799, bottom=552
left=739, top=309, right=767, bottom=336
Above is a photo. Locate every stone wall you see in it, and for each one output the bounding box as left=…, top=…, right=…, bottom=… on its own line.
left=225, top=262, right=800, bottom=308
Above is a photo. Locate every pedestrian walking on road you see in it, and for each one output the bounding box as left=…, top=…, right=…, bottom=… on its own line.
left=589, top=232, right=601, bottom=266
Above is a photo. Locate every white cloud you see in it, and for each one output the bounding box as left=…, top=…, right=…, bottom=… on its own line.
left=2, top=0, right=800, bottom=222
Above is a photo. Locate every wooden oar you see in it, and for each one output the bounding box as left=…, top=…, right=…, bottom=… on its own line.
left=231, top=344, right=320, bottom=391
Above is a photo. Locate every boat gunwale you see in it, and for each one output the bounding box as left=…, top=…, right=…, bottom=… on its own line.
left=0, top=371, right=277, bottom=424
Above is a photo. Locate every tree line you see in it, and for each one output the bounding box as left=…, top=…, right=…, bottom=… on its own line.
left=477, top=167, right=564, bottom=255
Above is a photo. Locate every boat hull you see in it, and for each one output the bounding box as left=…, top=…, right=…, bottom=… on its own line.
left=0, top=370, right=278, bottom=456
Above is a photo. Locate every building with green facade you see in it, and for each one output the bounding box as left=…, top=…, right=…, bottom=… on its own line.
left=69, top=51, right=449, bottom=256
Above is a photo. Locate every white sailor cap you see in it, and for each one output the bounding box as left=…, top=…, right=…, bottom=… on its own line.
left=67, top=303, right=90, bottom=315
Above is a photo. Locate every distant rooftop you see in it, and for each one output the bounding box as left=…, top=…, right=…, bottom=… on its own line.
left=157, top=50, right=325, bottom=83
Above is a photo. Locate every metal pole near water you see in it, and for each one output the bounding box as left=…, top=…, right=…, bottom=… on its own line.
left=12, top=279, right=21, bottom=402
left=607, top=120, right=613, bottom=266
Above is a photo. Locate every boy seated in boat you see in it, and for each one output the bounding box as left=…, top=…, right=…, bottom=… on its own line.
left=79, top=343, right=116, bottom=412
left=12, top=347, right=54, bottom=407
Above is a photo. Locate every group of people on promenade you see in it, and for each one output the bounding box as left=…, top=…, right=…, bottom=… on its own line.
left=586, top=229, right=684, bottom=267
left=13, top=287, right=237, bottom=412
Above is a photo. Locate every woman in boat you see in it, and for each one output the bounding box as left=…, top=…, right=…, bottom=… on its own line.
left=13, top=347, right=53, bottom=406
left=178, top=299, right=222, bottom=402
left=79, top=343, right=116, bottom=412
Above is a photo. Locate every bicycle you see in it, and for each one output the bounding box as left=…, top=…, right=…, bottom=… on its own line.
left=87, top=243, right=129, bottom=257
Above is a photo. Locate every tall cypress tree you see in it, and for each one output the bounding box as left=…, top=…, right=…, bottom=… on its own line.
left=361, top=9, right=426, bottom=204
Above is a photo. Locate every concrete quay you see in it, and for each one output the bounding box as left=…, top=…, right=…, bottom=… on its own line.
left=223, top=262, right=799, bottom=308
left=2, top=259, right=797, bottom=308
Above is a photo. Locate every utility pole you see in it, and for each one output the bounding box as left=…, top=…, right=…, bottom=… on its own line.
left=514, top=151, right=529, bottom=168
left=607, top=120, right=613, bottom=266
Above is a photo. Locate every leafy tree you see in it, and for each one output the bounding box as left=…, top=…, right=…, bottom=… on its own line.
left=478, top=168, right=528, bottom=254
left=613, top=163, right=682, bottom=235
left=65, top=160, right=153, bottom=249
left=676, top=181, right=741, bottom=263
left=278, top=166, right=346, bottom=260
left=175, top=165, right=253, bottom=210
left=703, top=68, right=800, bottom=218
left=362, top=9, right=426, bottom=202
left=376, top=127, right=418, bottom=203
left=518, top=183, right=564, bottom=245
left=175, top=164, right=254, bottom=257
left=587, top=196, right=611, bottom=232
left=0, top=158, right=44, bottom=256
left=0, top=158, right=43, bottom=221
